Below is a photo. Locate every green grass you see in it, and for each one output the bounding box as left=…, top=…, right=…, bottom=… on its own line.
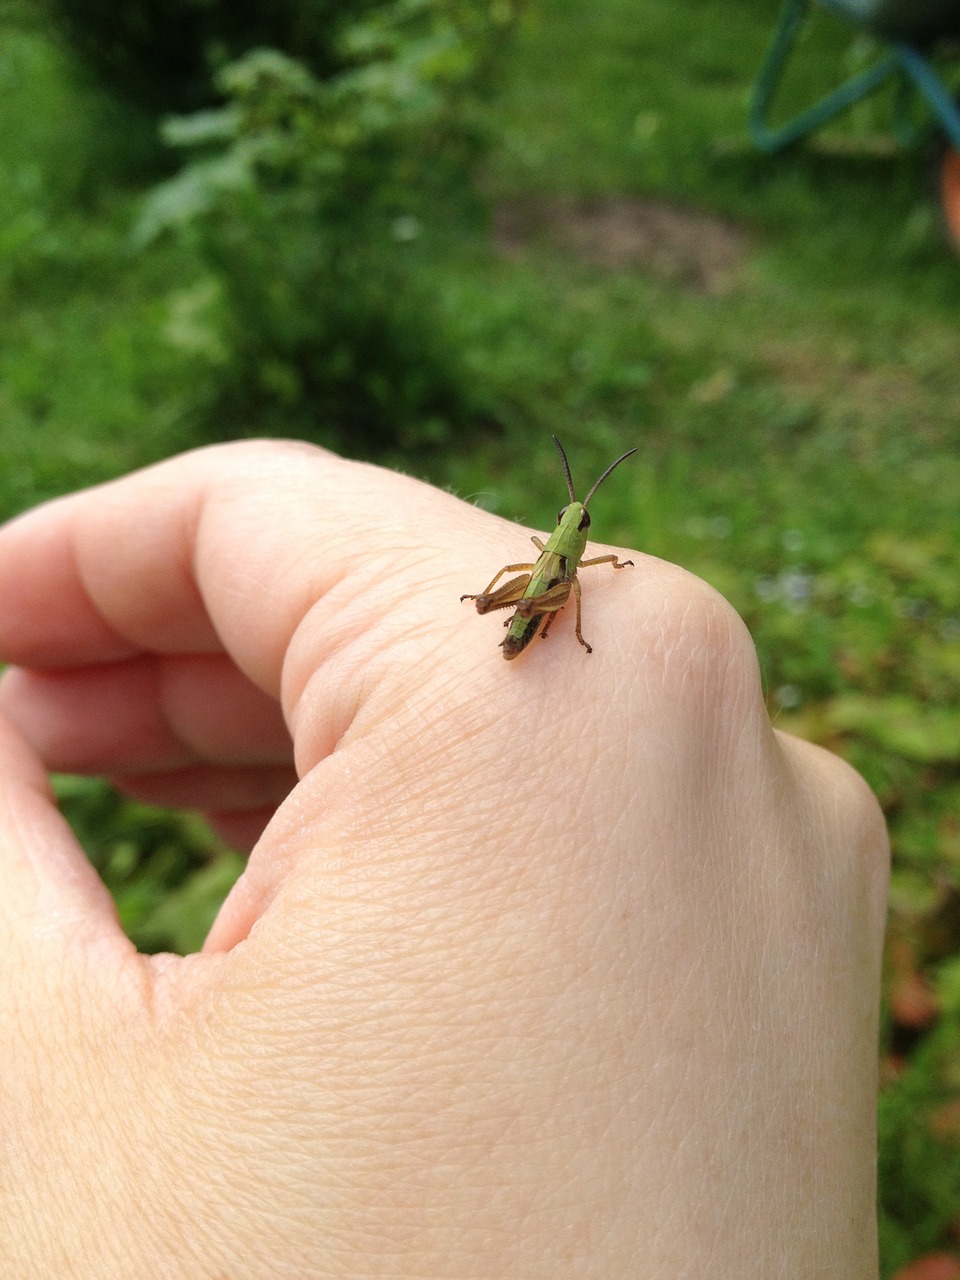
left=3, top=2, right=960, bottom=1271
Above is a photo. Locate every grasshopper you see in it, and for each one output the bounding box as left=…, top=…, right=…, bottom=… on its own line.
left=461, top=436, right=637, bottom=660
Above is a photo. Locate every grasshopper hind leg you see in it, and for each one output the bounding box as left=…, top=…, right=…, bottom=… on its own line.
left=460, top=564, right=535, bottom=615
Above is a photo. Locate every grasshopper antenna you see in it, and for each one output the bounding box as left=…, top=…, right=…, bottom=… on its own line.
left=551, top=435, right=578, bottom=503
left=582, top=446, right=638, bottom=508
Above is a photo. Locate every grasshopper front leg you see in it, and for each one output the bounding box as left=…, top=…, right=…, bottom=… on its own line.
left=569, top=556, right=633, bottom=650
left=579, top=553, right=634, bottom=570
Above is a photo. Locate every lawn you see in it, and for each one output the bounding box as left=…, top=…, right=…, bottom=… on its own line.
left=2, top=0, right=960, bottom=1271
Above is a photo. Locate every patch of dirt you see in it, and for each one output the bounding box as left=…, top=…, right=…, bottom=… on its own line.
left=493, top=195, right=749, bottom=293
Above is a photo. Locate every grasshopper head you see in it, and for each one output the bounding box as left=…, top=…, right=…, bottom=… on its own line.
left=556, top=500, right=590, bottom=531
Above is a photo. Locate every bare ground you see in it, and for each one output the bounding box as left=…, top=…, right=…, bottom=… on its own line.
left=493, top=195, right=749, bottom=293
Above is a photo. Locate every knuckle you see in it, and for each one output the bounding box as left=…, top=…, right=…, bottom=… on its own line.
left=647, top=568, right=761, bottom=709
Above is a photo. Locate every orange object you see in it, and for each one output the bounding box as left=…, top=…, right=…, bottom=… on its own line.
left=940, top=146, right=960, bottom=248
left=891, top=1252, right=960, bottom=1280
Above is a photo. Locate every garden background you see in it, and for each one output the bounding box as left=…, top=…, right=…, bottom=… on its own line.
left=2, top=0, right=960, bottom=1272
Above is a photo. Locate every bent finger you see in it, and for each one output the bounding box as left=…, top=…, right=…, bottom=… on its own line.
left=0, top=654, right=293, bottom=776
left=0, top=440, right=467, bottom=698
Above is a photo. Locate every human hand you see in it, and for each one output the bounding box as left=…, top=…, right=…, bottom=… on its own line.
left=0, top=440, right=888, bottom=1278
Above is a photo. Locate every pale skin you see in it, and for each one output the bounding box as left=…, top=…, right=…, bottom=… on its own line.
left=0, top=440, right=888, bottom=1279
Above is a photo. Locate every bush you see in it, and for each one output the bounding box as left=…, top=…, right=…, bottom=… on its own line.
left=45, top=0, right=386, bottom=114
left=136, top=1, right=518, bottom=450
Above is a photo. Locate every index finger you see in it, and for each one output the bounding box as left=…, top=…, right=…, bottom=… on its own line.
left=0, top=439, right=472, bottom=695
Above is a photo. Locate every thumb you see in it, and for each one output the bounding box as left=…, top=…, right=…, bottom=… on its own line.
left=0, top=711, right=130, bottom=958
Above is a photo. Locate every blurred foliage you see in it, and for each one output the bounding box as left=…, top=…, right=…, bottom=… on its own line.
left=54, top=776, right=243, bottom=954
left=709, top=526, right=960, bottom=1271
left=879, top=958, right=960, bottom=1272
left=44, top=0, right=389, bottom=114
left=135, top=1, right=517, bottom=449
left=45, top=0, right=519, bottom=117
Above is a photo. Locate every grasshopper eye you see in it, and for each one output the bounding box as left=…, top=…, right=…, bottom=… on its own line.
left=578, top=509, right=591, bottom=532
left=557, top=504, right=570, bottom=523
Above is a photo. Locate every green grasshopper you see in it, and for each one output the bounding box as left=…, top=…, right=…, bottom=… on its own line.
left=461, top=436, right=637, bottom=660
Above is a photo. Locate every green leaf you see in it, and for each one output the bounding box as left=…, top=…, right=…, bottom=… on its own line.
left=160, top=107, right=242, bottom=148
left=132, top=150, right=256, bottom=246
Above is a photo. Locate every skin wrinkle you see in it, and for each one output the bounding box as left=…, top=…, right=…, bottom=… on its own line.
left=68, top=512, right=143, bottom=662
left=323, top=701, right=519, bottom=856
left=283, top=563, right=458, bottom=777
left=1, top=507, right=124, bottom=668
left=240, top=808, right=642, bottom=1259
left=82, top=482, right=209, bottom=660
left=11, top=1023, right=156, bottom=1277
left=153, top=653, right=291, bottom=770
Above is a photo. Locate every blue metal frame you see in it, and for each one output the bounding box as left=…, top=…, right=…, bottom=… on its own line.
left=749, top=0, right=960, bottom=153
